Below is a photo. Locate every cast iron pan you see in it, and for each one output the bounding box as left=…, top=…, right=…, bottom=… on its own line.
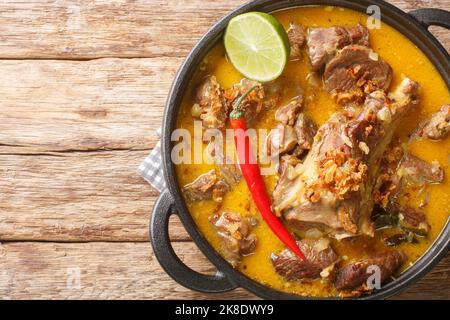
left=150, top=0, right=450, bottom=299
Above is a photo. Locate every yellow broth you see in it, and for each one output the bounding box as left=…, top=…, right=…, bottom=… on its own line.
left=175, top=6, right=450, bottom=297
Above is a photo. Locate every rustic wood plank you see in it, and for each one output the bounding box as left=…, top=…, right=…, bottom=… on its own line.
left=0, top=0, right=448, bottom=301
left=0, top=150, right=190, bottom=242
left=0, top=2, right=447, bottom=155
left=0, top=0, right=244, bottom=59
left=0, top=0, right=446, bottom=59
left=0, top=241, right=447, bottom=299
left=0, top=241, right=255, bottom=299
left=0, top=58, right=180, bottom=153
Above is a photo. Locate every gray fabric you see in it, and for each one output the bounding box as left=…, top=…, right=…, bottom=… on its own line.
left=138, top=128, right=166, bottom=192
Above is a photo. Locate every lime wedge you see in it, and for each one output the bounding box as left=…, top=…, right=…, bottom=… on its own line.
left=224, top=12, right=290, bottom=82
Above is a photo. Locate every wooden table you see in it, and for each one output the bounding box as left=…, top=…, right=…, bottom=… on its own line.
left=0, top=0, right=448, bottom=300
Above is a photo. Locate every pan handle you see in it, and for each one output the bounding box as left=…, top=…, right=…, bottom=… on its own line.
left=150, top=189, right=237, bottom=293
left=409, top=8, right=450, bottom=29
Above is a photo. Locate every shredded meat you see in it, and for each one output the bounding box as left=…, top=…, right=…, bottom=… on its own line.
left=183, top=170, right=229, bottom=203
left=275, top=95, right=303, bottom=126
left=307, top=24, right=369, bottom=71
left=224, top=79, right=265, bottom=124
left=324, top=45, right=392, bottom=104
left=399, top=153, right=444, bottom=184
left=271, top=239, right=339, bottom=280
left=335, top=251, right=407, bottom=292
left=278, top=154, right=302, bottom=176
left=294, top=113, right=317, bottom=152
left=397, top=205, right=430, bottom=236
left=205, top=141, right=242, bottom=186
left=266, top=124, right=298, bottom=156
left=373, top=139, right=403, bottom=209
left=194, top=76, right=228, bottom=129
left=210, top=212, right=258, bottom=266
left=420, top=104, right=450, bottom=140
left=269, top=95, right=317, bottom=158
left=273, top=78, right=420, bottom=239
left=287, top=22, right=306, bottom=61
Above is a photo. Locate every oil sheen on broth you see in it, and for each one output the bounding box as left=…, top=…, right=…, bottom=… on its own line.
left=175, top=6, right=450, bottom=297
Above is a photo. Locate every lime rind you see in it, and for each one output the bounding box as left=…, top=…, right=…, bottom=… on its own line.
left=224, top=12, right=290, bottom=82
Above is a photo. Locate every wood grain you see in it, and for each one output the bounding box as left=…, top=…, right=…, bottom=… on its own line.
left=0, top=0, right=448, bottom=300
left=0, top=58, right=180, bottom=153
left=0, top=0, right=245, bottom=59
left=0, top=241, right=448, bottom=299
left=0, top=0, right=447, bottom=60
left=0, top=150, right=190, bottom=241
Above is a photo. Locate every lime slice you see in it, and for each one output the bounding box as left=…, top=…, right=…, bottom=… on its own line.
left=224, top=12, right=290, bottom=82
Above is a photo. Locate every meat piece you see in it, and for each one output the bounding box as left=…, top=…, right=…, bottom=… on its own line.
left=275, top=155, right=303, bottom=204
left=218, top=162, right=242, bottom=186
left=209, top=212, right=257, bottom=266
left=275, top=95, right=303, bottom=126
left=205, top=141, right=242, bottom=186
left=335, top=251, right=407, bottom=291
left=224, top=79, right=265, bottom=124
left=397, top=205, right=430, bottom=236
left=307, top=24, right=369, bottom=71
left=266, top=124, right=298, bottom=156
left=183, top=170, right=229, bottom=203
left=240, top=234, right=258, bottom=255
left=372, top=139, right=404, bottom=209
left=278, top=154, right=302, bottom=176
left=346, top=24, right=370, bottom=46
left=271, top=95, right=316, bottom=157
left=287, top=22, right=306, bottom=61
left=194, top=76, right=228, bottom=129
left=273, top=78, right=420, bottom=239
left=271, top=239, right=339, bottom=281
left=294, top=113, right=317, bottom=152
left=324, top=45, right=392, bottom=104
left=384, top=232, right=417, bottom=247
left=399, top=153, right=444, bottom=184
left=420, top=104, right=450, bottom=140
left=263, top=80, right=283, bottom=109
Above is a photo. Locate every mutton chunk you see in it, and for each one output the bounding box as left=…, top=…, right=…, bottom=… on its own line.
left=182, top=170, right=229, bottom=203
left=372, top=140, right=403, bottom=210
left=194, top=75, right=228, bottom=129
left=397, top=205, right=430, bottom=236
left=275, top=95, right=303, bottom=126
left=266, top=124, right=298, bottom=157
left=278, top=154, right=302, bottom=176
left=224, top=79, right=265, bottom=124
left=268, top=96, right=303, bottom=156
left=334, top=251, right=407, bottom=292
left=210, top=212, right=258, bottom=266
left=269, top=95, right=317, bottom=157
left=294, top=113, right=317, bottom=152
left=205, top=141, right=242, bottom=186
left=271, top=239, right=339, bottom=280
left=399, top=153, right=444, bottom=184
left=273, top=78, right=420, bottom=239
left=323, top=45, right=392, bottom=104
left=287, top=22, right=306, bottom=61
left=307, top=24, right=369, bottom=71
left=420, top=104, right=450, bottom=140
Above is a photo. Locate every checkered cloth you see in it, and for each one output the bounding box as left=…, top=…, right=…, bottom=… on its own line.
left=138, top=127, right=166, bottom=192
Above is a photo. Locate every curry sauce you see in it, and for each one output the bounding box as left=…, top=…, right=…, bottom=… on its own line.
left=175, top=6, right=450, bottom=297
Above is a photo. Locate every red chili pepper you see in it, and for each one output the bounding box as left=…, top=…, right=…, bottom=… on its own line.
left=229, top=85, right=305, bottom=260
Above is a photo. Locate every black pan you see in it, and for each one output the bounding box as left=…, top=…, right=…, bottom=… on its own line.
left=150, top=0, right=450, bottom=299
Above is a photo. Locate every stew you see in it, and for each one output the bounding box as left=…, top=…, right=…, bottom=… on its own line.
left=174, top=6, right=450, bottom=297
